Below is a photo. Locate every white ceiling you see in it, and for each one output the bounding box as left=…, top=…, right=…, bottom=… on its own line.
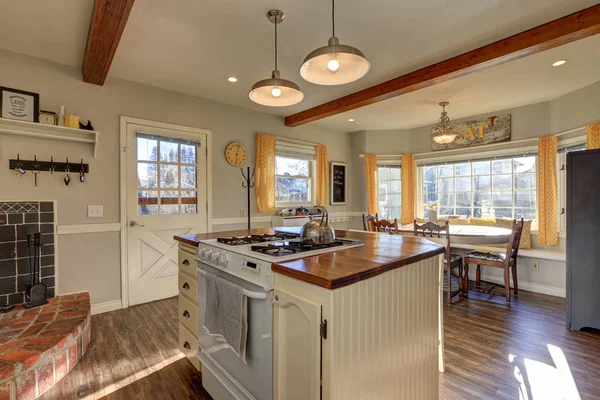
left=0, top=0, right=598, bottom=131
left=316, top=34, right=600, bottom=131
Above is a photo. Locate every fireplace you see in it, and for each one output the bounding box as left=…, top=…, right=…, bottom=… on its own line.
left=0, top=201, right=55, bottom=307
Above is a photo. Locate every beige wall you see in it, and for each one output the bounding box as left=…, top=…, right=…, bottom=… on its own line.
left=0, top=49, right=354, bottom=306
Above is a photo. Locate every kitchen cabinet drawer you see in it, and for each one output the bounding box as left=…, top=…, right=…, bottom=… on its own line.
left=179, top=293, right=198, bottom=336
left=179, top=249, right=196, bottom=278
left=179, top=323, right=200, bottom=371
left=179, top=271, right=198, bottom=303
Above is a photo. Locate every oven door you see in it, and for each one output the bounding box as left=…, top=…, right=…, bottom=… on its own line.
left=197, top=263, right=272, bottom=400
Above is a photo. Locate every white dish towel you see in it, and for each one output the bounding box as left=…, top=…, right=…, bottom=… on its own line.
left=202, top=271, right=248, bottom=363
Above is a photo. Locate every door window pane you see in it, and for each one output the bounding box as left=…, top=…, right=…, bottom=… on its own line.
left=137, top=137, right=158, bottom=161
left=136, top=133, right=200, bottom=215
left=160, top=141, right=179, bottom=162
left=181, top=144, right=197, bottom=164
left=160, top=165, right=179, bottom=188
left=138, top=163, right=158, bottom=188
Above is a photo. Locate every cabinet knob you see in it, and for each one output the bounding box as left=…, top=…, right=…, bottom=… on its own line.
left=182, top=282, right=190, bottom=290
left=183, top=341, right=191, bottom=350
left=183, top=259, right=190, bottom=266
left=183, top=310, right=190, bottom=318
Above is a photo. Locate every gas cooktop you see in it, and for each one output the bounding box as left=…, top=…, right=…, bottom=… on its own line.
left=216, top=232, right=300, bottom=246
left=249, top=239, right=353, bottom=257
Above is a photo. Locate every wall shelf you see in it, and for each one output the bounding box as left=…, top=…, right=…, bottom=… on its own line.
left=0, top=118, right=99, bottom=158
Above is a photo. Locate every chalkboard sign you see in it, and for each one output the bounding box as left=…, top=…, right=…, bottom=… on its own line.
left=330, top=162, right=347, bottom=205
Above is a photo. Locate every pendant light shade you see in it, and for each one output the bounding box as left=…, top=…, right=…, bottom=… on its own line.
left=249, top=70, right=304, bottom=107
left=432, top=102, right=457, bottom=144
left=300, top=0, right=369, bottom=85
left=249, top=10, right=303, bottom=107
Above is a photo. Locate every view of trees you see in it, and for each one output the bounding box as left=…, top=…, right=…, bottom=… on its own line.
left=137, top=137, right=198, bottom=215
left=275, top=157, right=311, bottom=203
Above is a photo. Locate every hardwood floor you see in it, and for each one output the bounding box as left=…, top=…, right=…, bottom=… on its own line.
left=40, top=291, right=600, bottom=400
left=39, top=297, right=211, bottom=400
left=442, top=290, right=600, bottom=399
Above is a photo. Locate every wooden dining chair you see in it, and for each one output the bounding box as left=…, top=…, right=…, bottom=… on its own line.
left=414, top=219, right=463, bottom=304
left=372, top=218, right=399, bottom=234
left=362, top=213, right=379, bottom=231
left=463, top=218, right=524, bottom=304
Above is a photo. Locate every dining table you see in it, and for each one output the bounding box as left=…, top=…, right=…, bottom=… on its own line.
left=396, top=223, right=512, bottom=245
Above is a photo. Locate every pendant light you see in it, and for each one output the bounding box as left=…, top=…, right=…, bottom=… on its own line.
left=300, top=0, right=370, bottom=85
left=432, top=102, right=457, bottom=144
left=249, top=9, right=304, bottom=107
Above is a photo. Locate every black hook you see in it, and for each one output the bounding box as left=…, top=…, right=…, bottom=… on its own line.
left=64, top=157, right=71, bottom=186
left=79, top=158, right=85, bottom=183
left=49, top=156, right=55, bottom=175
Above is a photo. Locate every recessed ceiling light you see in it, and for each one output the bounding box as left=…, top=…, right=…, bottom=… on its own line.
left=552, top=60, right=567, bottom=67
left=348, top=119, right=355, bottom=122
left=228, top=76, right=238, bottom=82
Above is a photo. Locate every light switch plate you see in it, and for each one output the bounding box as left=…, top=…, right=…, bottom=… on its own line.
left=88, top=205, right=103, bottom=218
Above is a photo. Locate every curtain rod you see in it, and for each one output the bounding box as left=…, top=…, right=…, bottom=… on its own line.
left=358, top=126, right=586, bottom=158
left=275, top=136, right=318, bottom=147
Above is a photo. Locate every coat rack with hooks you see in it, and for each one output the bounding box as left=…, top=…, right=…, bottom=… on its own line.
left=9, top=156, right=89, bottom=173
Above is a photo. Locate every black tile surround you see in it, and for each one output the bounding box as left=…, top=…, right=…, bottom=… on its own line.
left=0, top=201, right=55, bottom=305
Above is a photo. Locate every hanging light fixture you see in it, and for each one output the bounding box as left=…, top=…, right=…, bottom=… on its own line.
left=249, top=9, right=303, bottom=107
left=299, top=0, right=370, bottom=85
left=432, top=102, right=457, bottom=144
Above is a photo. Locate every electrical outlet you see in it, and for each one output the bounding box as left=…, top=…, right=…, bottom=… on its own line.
left=532, top=260, right=539, bottom=271
left=240, top=209, right=246, bottom=217
left=87, top=205, right=103, bottom=218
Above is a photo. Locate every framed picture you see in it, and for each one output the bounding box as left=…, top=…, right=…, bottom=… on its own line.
left=0, top=87, right=40, bottom=122
left=330, top=162, right=347, bottom=205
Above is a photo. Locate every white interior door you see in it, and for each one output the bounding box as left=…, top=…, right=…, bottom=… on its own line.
left=125, top=121, right=208, bottom=306
left=273, top=289, right=322, bottom=400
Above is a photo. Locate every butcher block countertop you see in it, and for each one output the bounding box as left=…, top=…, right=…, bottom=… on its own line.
left=174, top=228, right=445, bottom=290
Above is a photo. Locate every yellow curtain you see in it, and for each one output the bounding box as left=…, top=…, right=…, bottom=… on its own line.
left=315, top=144, right=328, bottom=207
left=587, top=122, right=600, bottom=150
left=364, top=154, right=378, bottom=215
left=255, top=133, right=276, bottom=213
left=538, top=136, right=558, bottom=245
left=401, top=154, right=415, bottom=224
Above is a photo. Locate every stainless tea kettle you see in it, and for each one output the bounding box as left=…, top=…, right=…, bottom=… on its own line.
left=300, top=206, right=336, bottom=244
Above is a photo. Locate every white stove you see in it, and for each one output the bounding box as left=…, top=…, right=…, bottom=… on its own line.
left=195, top=228, right=363, bottom=400
left=195, top=228, right=364, bottom=290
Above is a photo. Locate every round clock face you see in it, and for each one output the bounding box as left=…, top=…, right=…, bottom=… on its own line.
left=225, top=142, right=247, bottom=167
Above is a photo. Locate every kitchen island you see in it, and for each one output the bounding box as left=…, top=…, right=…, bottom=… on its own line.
left=175, top=228, right=445, bottom=400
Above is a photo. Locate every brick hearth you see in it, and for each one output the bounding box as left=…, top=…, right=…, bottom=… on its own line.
left=0, top=293, right=91, bottom=400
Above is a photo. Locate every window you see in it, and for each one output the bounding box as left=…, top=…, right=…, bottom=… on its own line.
left=275, top=156, right=313, bottom=205
left=420, top=155, right=537, bottom=221
left=136, top=133, right=199, bottom=215
left=377, top=165, right=401, bottom=219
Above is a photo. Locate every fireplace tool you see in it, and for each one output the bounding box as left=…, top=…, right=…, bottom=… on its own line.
left=24, top=233, right=48, bottom=308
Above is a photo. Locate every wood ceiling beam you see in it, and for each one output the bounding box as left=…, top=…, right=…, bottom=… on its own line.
left=82, top=0, right=135, bottom=85
left=285, top=4, right=600, bottom=127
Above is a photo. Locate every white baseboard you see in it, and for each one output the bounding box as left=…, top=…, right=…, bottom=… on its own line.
left=481, top=276, right=565, bottom=298
left=91, top=299, right=123, bottom=315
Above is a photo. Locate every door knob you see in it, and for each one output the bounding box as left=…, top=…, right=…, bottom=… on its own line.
left=130, top=220, right=145, bottom=228
left=183, top=310, right=190, bottom=318
left=183, top=341, right=191, bottom=350
left=183, top=283, right=190, bottom=290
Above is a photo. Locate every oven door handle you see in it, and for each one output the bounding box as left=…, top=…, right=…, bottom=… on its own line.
left=197, top=268, right=267, bottom=300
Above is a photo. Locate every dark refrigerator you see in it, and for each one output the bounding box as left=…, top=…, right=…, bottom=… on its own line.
left=566, top=148, right=600, bottom=330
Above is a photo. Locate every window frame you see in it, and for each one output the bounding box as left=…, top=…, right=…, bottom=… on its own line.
left=274, top=155, right=315, bottom=207
left=136, top=133, right=200, bottom=216
left=417, top=154, right=538, bottom=223
left=376, top=163, right=402, bottom=220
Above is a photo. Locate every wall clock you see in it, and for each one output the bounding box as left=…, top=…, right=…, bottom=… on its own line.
left=225, top=142, right=247, bottom=167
